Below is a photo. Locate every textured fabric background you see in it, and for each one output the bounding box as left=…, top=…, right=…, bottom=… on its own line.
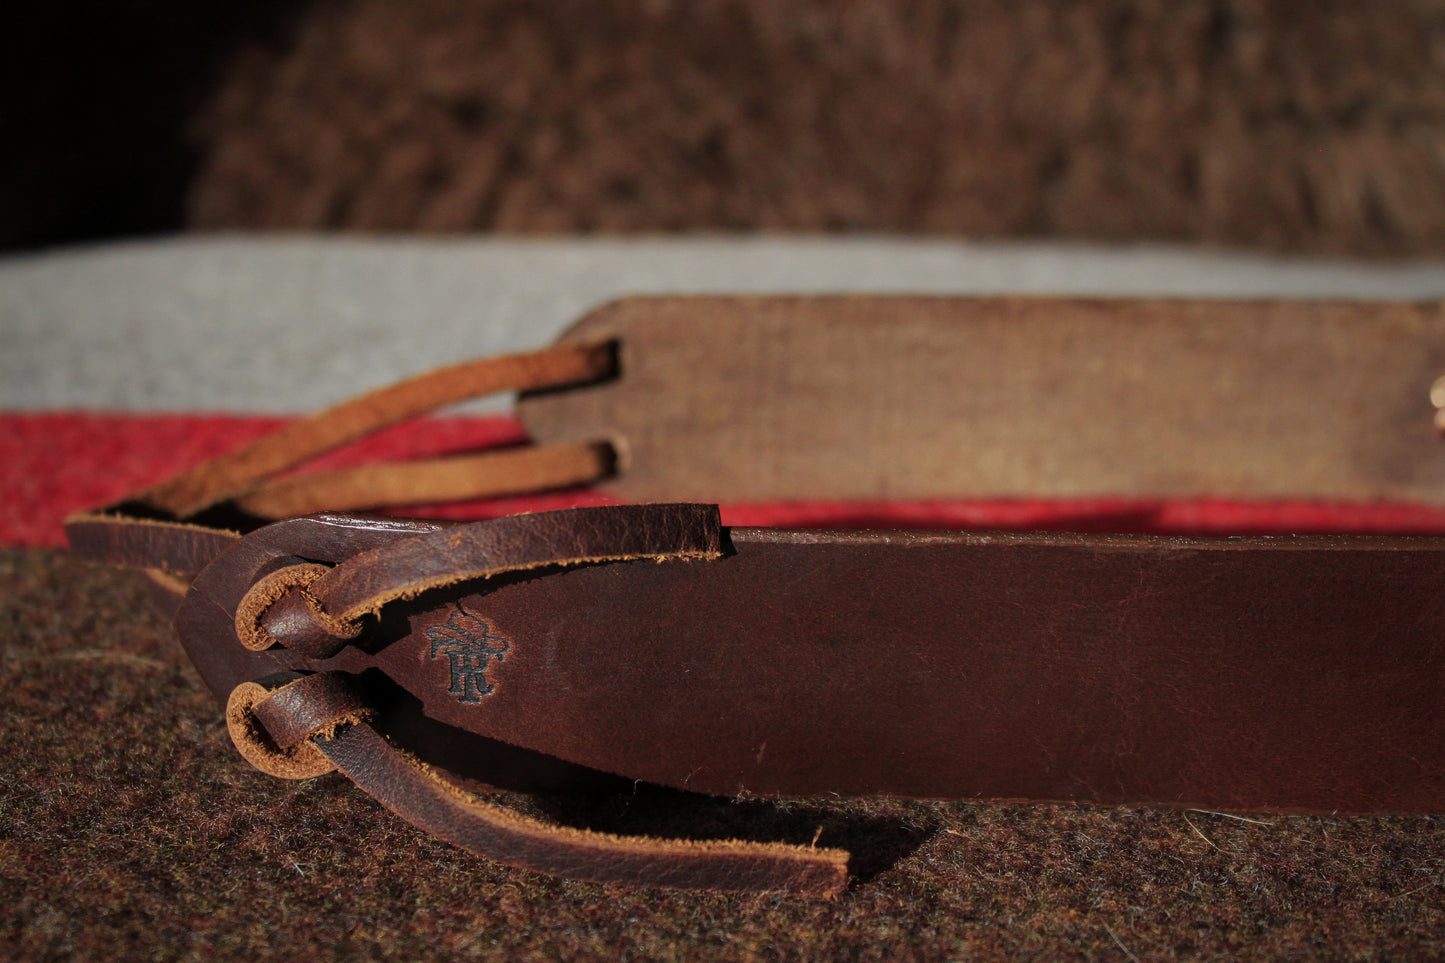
left=8, top=237, right=1445, bottom=412
left=8, top=237, right=1445, bottom=549
left=6, top=240, right=1445, bottom=959
left=188, top=0, right=1445, bottom=254
left=7, top=1, right=1445, bottom=255
left=7, top=0, right=1445, bottom=956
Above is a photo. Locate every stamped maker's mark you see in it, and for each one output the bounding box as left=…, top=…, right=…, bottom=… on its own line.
left=425, top=604, right=511, bottom=704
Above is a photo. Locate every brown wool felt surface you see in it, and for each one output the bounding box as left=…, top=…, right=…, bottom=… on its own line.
left=177, top=0, right=1445, bottom=254
left=8, top=1, right=1445, bottom=255
left=185, top=0, right=1445, bottom=255
left=4, top=546, right=1445, bottom=961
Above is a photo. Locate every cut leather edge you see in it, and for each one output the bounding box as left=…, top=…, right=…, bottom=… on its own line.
left=226, top=680, right=337, bottom=780
left=238, top=671, right=849, bottom=897
left=315, top=722, right=851, bottom=899
left=306, top=503, right=724, bottom=623
left=65, top=510, right=243, bottom=575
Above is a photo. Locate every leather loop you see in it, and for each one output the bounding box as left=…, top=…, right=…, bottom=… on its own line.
left=249, top=671, right=375, bottom=749
left=233, top=563, right=360, bottom=655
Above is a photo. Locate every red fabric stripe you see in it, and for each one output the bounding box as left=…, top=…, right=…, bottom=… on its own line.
left=0, top=412, right=559, bottom=547
left=8, top=412, right=1445, bottom=548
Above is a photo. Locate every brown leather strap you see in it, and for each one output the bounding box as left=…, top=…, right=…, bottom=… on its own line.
left=65, top=513, right=241, bottom=576
left=236, top=672, right=845, bottom=896
left=310, top=502, right=721, bottom=622
left=241, top=503, right=721, bottom=658
left=167, top=505, right=843, bottom=896
left=191, top=511, right=1445, bottom=816
left=447, top=524, right=1445, bottom=813
left=154, top=502, right=1445, bottom=898
left=231, top=441, right=614, bottom=518
left=314, top=723, right=847, bottom=897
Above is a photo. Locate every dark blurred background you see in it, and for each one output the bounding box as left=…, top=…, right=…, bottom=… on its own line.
left=5, top=0, right=1444, bottom=255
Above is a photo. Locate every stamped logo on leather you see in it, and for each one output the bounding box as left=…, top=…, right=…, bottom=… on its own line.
left=424, top=604, right=511, bottom=704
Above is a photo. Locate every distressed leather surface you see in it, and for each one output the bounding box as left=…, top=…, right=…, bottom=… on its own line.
left=518, top=296, right=1445, bottom=503
left=155, top=513, right=1445, bottom=815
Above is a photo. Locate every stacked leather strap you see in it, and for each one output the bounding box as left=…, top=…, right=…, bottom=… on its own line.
left=68, top=338, right=851, bottom=896
left=67, top=296, right=1445, bottom=899
left=230, top=669, right=845, bottom=896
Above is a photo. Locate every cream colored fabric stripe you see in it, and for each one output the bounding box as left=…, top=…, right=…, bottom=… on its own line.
left=6, top=238, right=1445, bottom=413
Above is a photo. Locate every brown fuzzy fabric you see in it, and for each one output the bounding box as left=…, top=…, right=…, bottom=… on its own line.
left=5, top=1, right=1445, bottom=254
left=186, top=0, right=1445, bottom=255
left=4, top=546, right=1444, bottom=960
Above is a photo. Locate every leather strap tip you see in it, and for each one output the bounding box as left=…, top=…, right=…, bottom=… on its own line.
left=313, top=722, right=851, bottom=898
left=225, top=680, right=337, bottom=780
left=235, top=563, right=361, bottom=656
left=226, top=672, right=375, bottom=778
